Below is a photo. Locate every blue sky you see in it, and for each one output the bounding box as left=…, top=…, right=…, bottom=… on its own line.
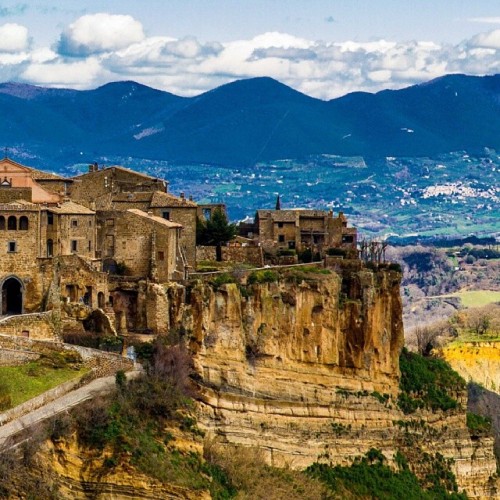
left=0, top=1, right=498, bottom=98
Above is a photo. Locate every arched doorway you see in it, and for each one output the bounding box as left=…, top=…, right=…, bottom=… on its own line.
left=1, top=276, right=23, bottom=315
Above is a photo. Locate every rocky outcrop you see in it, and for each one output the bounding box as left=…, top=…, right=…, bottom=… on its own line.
left=164, top=265, right=498, bottom=497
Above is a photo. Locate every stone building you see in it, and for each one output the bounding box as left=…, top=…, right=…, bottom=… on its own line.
left=246, top=209, right=357, bottom=255
left=69, top=165, right=197, bottom=267
left=97, top=209, right=183, bottom=282
left=0, top=157, right=191, bottom=336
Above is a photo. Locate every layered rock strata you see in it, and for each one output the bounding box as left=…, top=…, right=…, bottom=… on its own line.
left=169, top=266, right=498, bottom=497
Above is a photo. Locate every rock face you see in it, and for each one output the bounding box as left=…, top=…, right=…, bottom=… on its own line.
left=167, top=265, right=498, bottom=497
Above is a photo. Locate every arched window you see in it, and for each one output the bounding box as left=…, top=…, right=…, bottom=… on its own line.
left=47, top=239, right=53, bottom=257
left=19, top=216, right=28, bottom=230
left=7, top=216, right=17, bottom=230
left=0, top=216, right=5, bottom=230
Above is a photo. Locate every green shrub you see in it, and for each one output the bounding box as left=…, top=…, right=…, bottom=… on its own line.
left=398, top=348, right=466, bottom=414
left=211, top=273, right=237, bottom=289
left=278, top=249, right=296, bottom=256
left=247, top=270, right=278, bottom=285
left=466, top=412, right=492, bottom=436
left=306, top=450, right=466, bottom=499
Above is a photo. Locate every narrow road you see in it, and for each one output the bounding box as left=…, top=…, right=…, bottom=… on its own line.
left=0, top=370, right=142, bottom=448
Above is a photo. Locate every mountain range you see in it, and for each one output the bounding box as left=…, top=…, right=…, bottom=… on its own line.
left=0, top=74, right=499, bottom=167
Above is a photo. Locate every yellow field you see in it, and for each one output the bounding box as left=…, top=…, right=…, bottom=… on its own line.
left=450, top=290, right=500, bottom=308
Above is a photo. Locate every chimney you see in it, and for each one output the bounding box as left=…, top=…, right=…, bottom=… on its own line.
left=189, top=195, right=193, bottom=201
left=180, top=192, right=185, bottom=199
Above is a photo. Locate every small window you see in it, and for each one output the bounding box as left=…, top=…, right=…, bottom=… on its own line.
left=162, top=211, right=170, bottom=220
left=8, top=241, right=16, bottom=253
left=288, top=241, right=296, bottom=249
left=71, top=219, right=78, bottom=227
left=106, top=218, right=114, bottom=227
left=342, top=235, right=354, bottom=243
left=7, top=216, right=16, bottom=230
left=0, top=216, right=5, bottom=230
left=158, top=251, right=165, bottom=261
left=19, top=216, right=28, bottom=230
left=89, top=220, right=92, bottom=227
left=278, top=235, right=285, bottom=243
left=88, top=240, right=92, bottom=251
left=203, top=208, right=211, bottom=220
left=47, top=212, right=53, bottom=225
left=278, top=222, right=284, bottom=228
left=47, top=239, right=53, bottom=257
left=71, top=240, right=77, bottom=252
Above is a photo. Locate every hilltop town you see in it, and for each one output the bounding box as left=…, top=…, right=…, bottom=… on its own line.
left=0, top=156, right=357, bottom=337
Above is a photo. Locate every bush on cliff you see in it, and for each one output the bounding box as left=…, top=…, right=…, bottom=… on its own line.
left=306, top=449, right=466, bottom=499
left=398, top=348, right=466, bottom=414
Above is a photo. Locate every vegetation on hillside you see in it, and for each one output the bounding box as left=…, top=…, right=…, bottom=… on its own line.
left=398, top=348, right=466, bottom=414
left=0, top=351, right=86, bottom=410
left=307, top=449, right=466, bottom=499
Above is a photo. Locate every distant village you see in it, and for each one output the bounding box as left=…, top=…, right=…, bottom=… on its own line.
left=0, top=157, right=358, bottom=336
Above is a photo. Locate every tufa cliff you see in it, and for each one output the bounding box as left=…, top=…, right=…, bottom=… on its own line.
left=160, top=264, right=497, bottom=497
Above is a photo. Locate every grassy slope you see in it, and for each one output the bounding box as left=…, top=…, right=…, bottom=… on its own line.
left=0, top=361, right=87, bottom=408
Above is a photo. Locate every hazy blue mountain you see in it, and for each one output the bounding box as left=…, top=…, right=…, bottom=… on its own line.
left=1, top=74, right=499, bottom=167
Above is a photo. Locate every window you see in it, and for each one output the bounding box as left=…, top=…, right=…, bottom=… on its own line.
left=288, top=241, right=296, bottom=249
left=71, top=219, right=78, bottom=227
left=203, top=208, right=211, bottom=220
left=89, top=220, right=92, bottom=227
left=158, top=251, right=165, bottom=261
left=88, top=240, right=92, bottom=252
left=8, top=241, right=16, bottom=253
left=278, top=235, right=285, bottom=243
left=106, top=218, right=114, bottom=227
left=71, top=240, right=77, bottom=252
left=47, top=239, right=53, bottom=257
left=278, top=222, right=284, bottom=228
left=19, top=216, right=28, bottom=230
left=7, top=216, right=16, bottom=230
left=47, top=212, right=53, bottom=225
left=162, top=211, right=170, bottom=220
left=0, top=216, right=4, bottom=230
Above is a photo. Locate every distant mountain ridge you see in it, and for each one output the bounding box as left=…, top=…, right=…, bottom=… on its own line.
left=0, top=74, right=499, bottom=167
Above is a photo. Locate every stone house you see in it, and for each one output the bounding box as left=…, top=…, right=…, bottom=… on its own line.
left=0, top=199, right=107, bottom=314
left=69, top=165, right=197, bottom=267
left=248, top=209, right=357, bottom=255
left=97, top=209, right=183, bottom=282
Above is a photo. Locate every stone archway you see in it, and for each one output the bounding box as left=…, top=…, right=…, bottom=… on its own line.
left=1, top=276, right=23, bottom=315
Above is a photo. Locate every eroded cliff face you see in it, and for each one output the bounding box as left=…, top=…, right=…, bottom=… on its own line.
left=167, top=266, right=498, bottom=497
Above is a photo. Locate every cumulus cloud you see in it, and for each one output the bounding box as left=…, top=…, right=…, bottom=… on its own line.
left=0, top=23, right=29, bottom=53
left=2, top=15, right=499, bottom=100
left=469, top=29, right=500, bottom=49
left=57, top=13, right=145, bottom=56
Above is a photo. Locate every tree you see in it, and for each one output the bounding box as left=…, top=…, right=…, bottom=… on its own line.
left=196, top=208, right=237, bottom=261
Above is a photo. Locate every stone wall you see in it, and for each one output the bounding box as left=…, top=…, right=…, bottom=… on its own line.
left=196, top=245, right=264, bottom=266
left=0, top=348, right=39, bottom=366
left=0, top=187, right=32, bottom=203
left=0, top=312, right=58, bottom=340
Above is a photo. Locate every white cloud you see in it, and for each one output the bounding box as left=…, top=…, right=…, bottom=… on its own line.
left=1, top=20, right=498, bottom=100
left=57, top=13, right=144, bottom=56
left=21, top=57, right=105, bottom=88
left=0, top=23, right=29, bottom=53
left=468, top=17, right=500, bottom=25
left=469, top=29, right=500, bottom=49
